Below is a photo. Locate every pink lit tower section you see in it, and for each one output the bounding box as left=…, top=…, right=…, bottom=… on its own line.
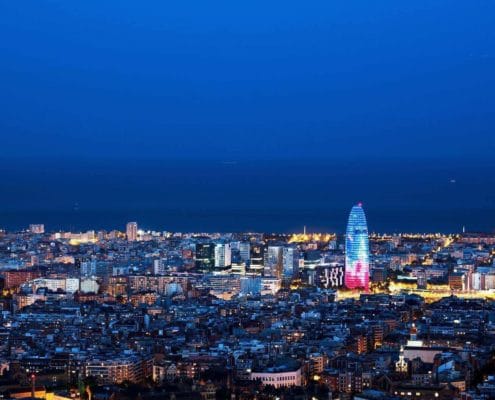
left=344, top=203, right=370, bottom=290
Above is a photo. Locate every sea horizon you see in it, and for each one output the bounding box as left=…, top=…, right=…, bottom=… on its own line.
left=1, top=158, right=494, bottom=234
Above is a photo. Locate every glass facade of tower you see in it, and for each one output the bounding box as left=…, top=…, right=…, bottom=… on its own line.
left=345, top=203, right=370, bottom=290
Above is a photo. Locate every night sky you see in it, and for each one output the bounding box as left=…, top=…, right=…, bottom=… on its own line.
left=1, top=1, right=494, bottom=161
left=0, top=1, right=494, bottom=232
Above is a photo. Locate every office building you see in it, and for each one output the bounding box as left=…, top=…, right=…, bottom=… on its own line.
left=195, top=243, right=215, bottom=270
left=214, top=243, right=232, bottom=270
left=345, top=203, right=370, bottom=290
left=282, top=247, right=299, bottom=280
left=265, top=246, right=283, bottom=278
left=239, top=242, right=251, bottom=263
left=126, top=222, right=138, bottom=242
left=249, top=244, right=265, bottom=275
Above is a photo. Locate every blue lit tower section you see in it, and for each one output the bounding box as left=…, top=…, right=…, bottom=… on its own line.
left=345, top=203, right=370, bottom=290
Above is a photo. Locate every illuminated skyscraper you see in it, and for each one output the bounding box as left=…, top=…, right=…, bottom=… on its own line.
left=345, top=203, right=370, bottom=290
left=126, top=222, right=138, bottom=242
left=214, top=243, right=232, bottom=270
left=239, top=242, right=251, bottom=263
left=249, top=244, right=264, bottom=275
left=282, top=247, right=299, bottom=280
left=264, top=246, right=283, bottom=278
left=195, top=243, right=215, bottom=270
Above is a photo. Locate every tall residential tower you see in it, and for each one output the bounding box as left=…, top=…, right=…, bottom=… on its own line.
left=345, top=203, right=370, bottom=290
left=126, top=222, right=138, bottom=242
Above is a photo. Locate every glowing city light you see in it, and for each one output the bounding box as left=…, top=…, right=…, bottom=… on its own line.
left=345, top=203, right=370, bottom=290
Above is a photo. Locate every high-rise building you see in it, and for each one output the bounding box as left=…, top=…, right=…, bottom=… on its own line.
left=81, top=260, right=109, bottom=277
left=239, top=242, right=251, bottom=263
left=214, top=243, right=232, bottom=269
left=345, top=203, right=370, bottom=290
left=249, top=244, right=265, bottom=275
left=265, top=246, right=283, bottom=278
left=282, top=247, right=299, bottom=280
left=29, top=224, right=45, bottom=234
left=126, top=222, right=138, bottom=242
left=195, top=243, right=215, bottom=270
left=153, top=259, right=167, bottom=275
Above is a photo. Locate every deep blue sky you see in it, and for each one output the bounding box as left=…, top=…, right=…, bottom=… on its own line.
left=1, top=0, right=494, bottom=160
left=1, top=1, right=495, bottom=232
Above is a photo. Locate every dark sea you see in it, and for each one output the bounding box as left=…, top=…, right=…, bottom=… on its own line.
left=1, top=159, right=494, bottom=234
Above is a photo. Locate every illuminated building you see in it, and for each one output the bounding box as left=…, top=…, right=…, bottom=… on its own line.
left=127, top=275, right=189, bottom=294
left=153, top=259, right=166, bottom=275
left=14, top=293, right=47, bottom=310
left=345, top=203, right=370, bottom=290
left=264, top=246, right=283, bottom=278
left=239, top=242, right=250, bottom=263
left=195, top=243, right=215, bottom=270
left=51, top=230, right=97, bottom=244
left=406, top=324, right=423, bottom=347
left=240, top=276, right=261, bottom=295
left=449, top=273, right=464, bottom=291
left=4, top=269, right=41, bottom=289
left=282, top=247, right=299, bottom=280
left=288, top=232, right=335, bottom=243
left=309, top=353, right=326, bottom=375
left=249, top=244, right=264, bottom=275
left=126, top=222, right=138, bottom=242
left=230, top=261, right=246, bottom=274
left=80, top=277, right=99, bottom=293
left=130, top=291, right=158, bottom=306
left=396, top=346, right=408, bottom=373
left=81, top=260, right=109, bottom=277
left=85, top=355, right=152, bottom=384
left=337, top=371, right=372, bottom=393
left=107, top=276, right=129, bottom=296
left=80, top=260, right=97, bottom=277
left=29, top=224, right=44, bottom=234
left=214, top=243, right=232, bottom=269
left=206, top=274, right=241, bottom=297
left=250, top=360, right=302, bottom=388
left=417, top=269, right=427, bottom=289
left=25, top=277, right=80, bottom=294
left=261, top=276, right=281, bottom=295
left=316, top=263, right=344, bottom=288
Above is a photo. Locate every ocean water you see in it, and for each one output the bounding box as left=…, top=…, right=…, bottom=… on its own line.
left=0, top=159, right=494, bottom=233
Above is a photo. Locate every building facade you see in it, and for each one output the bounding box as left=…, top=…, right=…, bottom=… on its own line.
left=345, top=203, right=370, bottom=290
left=126, top=222, right=138, bottom=242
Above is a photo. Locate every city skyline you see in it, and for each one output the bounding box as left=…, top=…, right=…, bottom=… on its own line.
left=1, top=211, right=495, bottom=400
left=1, top=2, right=495, bottom=399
